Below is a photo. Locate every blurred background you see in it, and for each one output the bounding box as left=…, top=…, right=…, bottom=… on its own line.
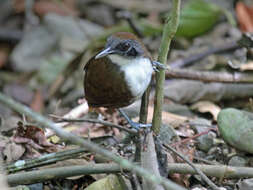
left=1, top=0, right=253, bottom=189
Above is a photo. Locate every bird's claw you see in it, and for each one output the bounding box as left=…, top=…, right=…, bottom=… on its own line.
left=152, top=66, right=159, bottom=72
left=152, top=61, right=167, bottom=72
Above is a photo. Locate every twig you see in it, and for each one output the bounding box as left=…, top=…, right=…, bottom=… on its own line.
left=5, top=148, right=87, bottom=173
left=52, top=116, right=137, bottom=135
left=170, top=128, right=217, bottom=147
left=170, top=41, right=239, bottom=68
left=165, top=68, right=253, bottom=83
left=193, top=157, right=219, bottom=165
left=152, top=0, right=181, bottom=135
left=163, top=144, right=220, bottom=190
left=46, top=102, right=89, bottom=137
left=0, top=92, right=186, bottom=190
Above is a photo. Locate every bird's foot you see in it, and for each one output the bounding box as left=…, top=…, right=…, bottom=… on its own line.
left=152, top=61, right=167, bottom=71
left=128, top=121, right=152, bottom=130
left=118, top=108, right=152, bottom=131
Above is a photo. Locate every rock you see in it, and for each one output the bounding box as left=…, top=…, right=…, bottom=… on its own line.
left=164, top=80, right=253, bottom=104
left=228, top=156, right=248, bottom=167
left=158, top=124, right=177, bottom=145
left=237, top=178, right=253, bottom=190
left=11, top=26, right=57, bottom=72
left=84, top=174, right=128, bottom=190
left=191, top=118, right=214, bottom=152
left=217, top=108, right=253, bottom=154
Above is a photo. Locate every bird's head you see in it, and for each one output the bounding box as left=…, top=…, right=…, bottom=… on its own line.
left=95, top=32, right=148, bottom=59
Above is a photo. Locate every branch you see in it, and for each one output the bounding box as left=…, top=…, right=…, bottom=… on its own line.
left=165, top=68, right=253, bottom=83
left=7, top=164, right=125, bottom=186
left=7, top=162, right=253, bottom=186
left=152, top=0, right=181, bottom=134
left=0, top=92, right=186, bottom=190
left=169, top=41, right=239, bottom=68
left=167, top=163, right=253, bottom=179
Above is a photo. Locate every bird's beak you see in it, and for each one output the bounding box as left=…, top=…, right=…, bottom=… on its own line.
left=95, top=47, right=114, bottom=59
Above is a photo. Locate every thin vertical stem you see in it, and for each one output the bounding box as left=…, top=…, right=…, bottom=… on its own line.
left=152, top=0, right=181, bottom=135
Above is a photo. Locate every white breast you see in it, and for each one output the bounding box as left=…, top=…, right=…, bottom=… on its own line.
left=109, top=54, right=153, bottom=98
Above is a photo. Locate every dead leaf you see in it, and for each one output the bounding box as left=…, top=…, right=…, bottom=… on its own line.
left=0, top=116, right=20, bottom=134
left=240, top=61, right=253, bottom=71
left=169, top=146, right=195, bottom=187
left=133, top=106, right=189, bottom=128
left=13, top=122, right=58, bottom=155
left=46, top=101, right=89, bottom=138
left=170, top=173, right=190, bottom=188
left=236, top=2, right=253, bottom=32
left=175, top=124, right=194, bottom=138
left=3, top=142, right=25, bottom=162
left=190, top=101, right=221, bottom=121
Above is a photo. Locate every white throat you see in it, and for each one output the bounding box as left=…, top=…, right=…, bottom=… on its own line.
left=108, top=54, right=153, bottom=98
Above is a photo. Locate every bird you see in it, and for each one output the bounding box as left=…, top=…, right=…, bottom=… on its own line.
left=84, top=32, right=164, bottom=129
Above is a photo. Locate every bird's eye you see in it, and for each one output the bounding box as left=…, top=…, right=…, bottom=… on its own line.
left=127, top=48, right=137, bottom=56
left=116, top=42, right=130, bottom=52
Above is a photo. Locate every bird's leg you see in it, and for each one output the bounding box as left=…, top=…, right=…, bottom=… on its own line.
left=118, top=108, right=152, bottom=130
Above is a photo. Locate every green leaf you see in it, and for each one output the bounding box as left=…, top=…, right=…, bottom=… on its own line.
left=176, top=0, right=222, bottom=38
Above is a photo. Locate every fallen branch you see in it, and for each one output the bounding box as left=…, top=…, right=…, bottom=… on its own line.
left=167, top=163, right=253, bottom=179
left=7, top=163, right=253, bottom=186
left=165, top=68, right=253, bottom=83
left=170, top=41, right=239, bottom=68
left=7, top=163, right=125, bottom=186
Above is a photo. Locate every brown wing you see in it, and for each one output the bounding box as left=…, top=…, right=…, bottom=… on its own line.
left=84, top=56, right=135, bottom=108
